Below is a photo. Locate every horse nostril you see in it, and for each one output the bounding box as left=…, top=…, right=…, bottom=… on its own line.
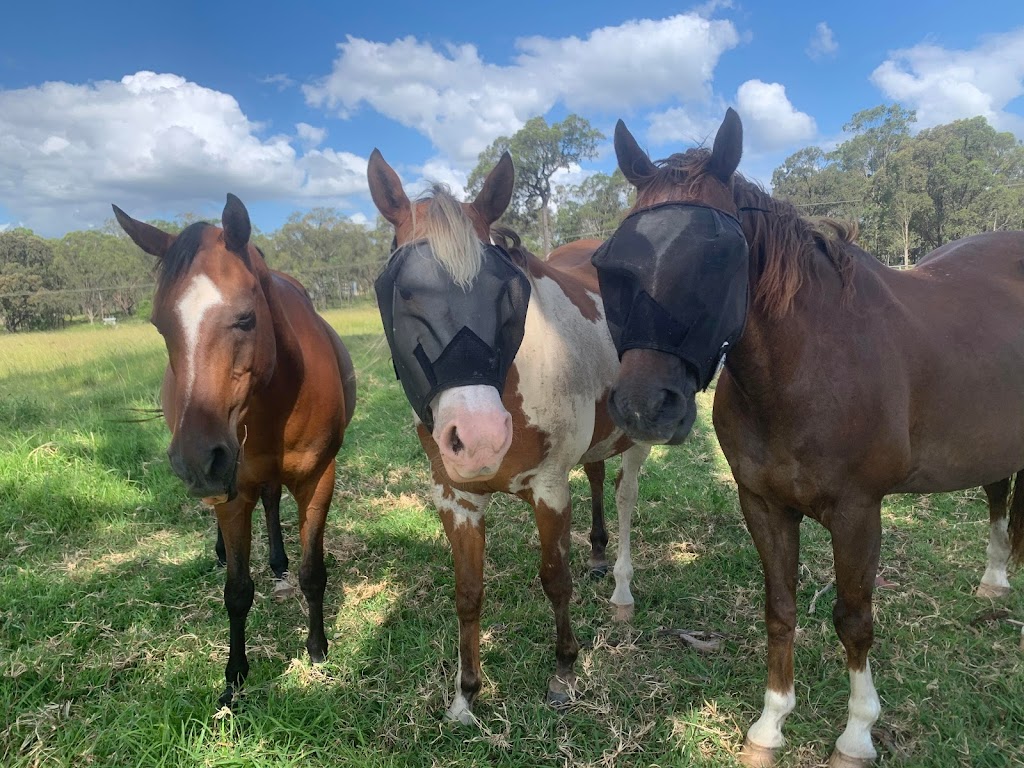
left=206, top=444, right=231, bottom=481
left=661, top=387, right=681, bottom=412
left=448, top=426, right=465, bottom=455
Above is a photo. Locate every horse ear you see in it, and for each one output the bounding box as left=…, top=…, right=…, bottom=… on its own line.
left=222, top=193, right=251, bottom=252
left=111, top=204, right=175, bottom=258
left=367, top=149, right=411, bottom=227
left=472, top=151, right=514, bottom=225
left=708, top=108, right=743, bottom=183
left=614, top=120, right=658, bottom=188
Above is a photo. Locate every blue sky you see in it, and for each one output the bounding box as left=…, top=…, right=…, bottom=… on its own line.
left=1, top=0, right=1022, bottom=237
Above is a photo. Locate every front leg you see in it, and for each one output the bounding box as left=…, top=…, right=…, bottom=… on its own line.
left=609, top=444, right=650, bottom=622
left=583, top=461, right=609, bottom=577
left=531, top=478, right=579, bottom=706
left=433, top=482, right=491, bottom=724
left=737, top=484, right=802, bottom=768
left=215, top=493, right=258, bottom=708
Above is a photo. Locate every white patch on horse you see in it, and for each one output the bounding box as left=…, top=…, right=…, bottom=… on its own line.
left=431, top=483, right=488, bottom=528
left=979, top=516, right=1011, bottom=592
left=746, top=686, right=796, bottom=749
left=445, top=650, right=474, bottom=725
left=175, top=273, right=224, bottom=421
left=834, top=661, right=880, bottom=759
left=514, top=277, right=617, bottom=476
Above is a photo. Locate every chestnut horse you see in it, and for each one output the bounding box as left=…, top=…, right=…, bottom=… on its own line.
left=594, top=110, right=1024, bottom=766
left=368, top=150, right=649, bottom=722
left=113, top=195, right=356, bottom=707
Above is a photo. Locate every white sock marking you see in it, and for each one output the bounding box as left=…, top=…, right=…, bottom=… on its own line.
left=175, top=274, right=224, bottom=421
left=980, top=517, right=1011, bottom=590
left=611, top=445, right=649, bottom=610
left=746, top=687, right=796, bottom=750
left=835, top=661, right=880, bottom=759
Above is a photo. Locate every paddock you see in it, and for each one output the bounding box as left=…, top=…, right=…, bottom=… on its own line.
left=0, top=306, right=1020, bottom=767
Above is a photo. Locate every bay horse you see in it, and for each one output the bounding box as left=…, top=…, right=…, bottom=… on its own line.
left=593, top=109, right=1024, bottom=766
left=113, top=195, right=357, bottom=707
left=367, top=149, right=650, bottom=722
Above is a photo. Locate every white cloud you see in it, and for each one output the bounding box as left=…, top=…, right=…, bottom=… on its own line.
left=414, top=158, right=469, bottom=200
left=0, top=223, right=10, bottom=233
left=871, top=29, right=1024, bottom=136
left=736, top=80, right=817, bottom=151
left=296, top=122, right=327, bottom=147
left=348, top=211, right=369, bottom=227
left=261, top=73, right=296, bottom=91
left=304, top=13, right=741, bottom=163
left=807, top=22, right=838, bottom=60
left=0, top=72, right=368, bottom=235
left=647, top=106, right=726, bottom=146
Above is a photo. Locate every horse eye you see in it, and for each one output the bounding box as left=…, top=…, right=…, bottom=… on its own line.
left=399, top=287, right=413, bottom=301
left=233, top=312, right=256, bottom=331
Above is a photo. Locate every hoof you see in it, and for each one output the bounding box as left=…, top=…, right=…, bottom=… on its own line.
left=976, top=582, right=1011, bottom=599
left=612, top=601, right=634, bottom=623
left=588, top=562, right=609, bottom=580
left=218, top=684, right=240, bottom=710
left=546, top=674, right=577, bottom=708
left=273, top=578, right=297, bottom=601
left=737, top=739, right=777, bottom=767
left=828, top=749, right=875, bottom=768
left=444, top=701, right=476, bottom=726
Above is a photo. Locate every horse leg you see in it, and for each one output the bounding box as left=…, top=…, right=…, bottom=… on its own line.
left=738, top=485, right=801, bottom=768
left=293, top=460, right=334, bottom=664
left=532, top=480, right=579, bottom=706
left=584, top=461, right=609, bottom=578
left=610, top=444, right=650, bottom=622
left=977, top=479, right=1012, bottom=598
left=215, top=494, right=258, bottom=708
left=261, top=482, right=295, bottom=600
left=215, top=523, right=227, bottom=567
left=828, top=500, right=883, bottom=767
left=434, top=483, right=490, bottom=724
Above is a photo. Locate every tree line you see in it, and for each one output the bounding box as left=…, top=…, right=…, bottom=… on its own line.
left=3, top=106, right=1022, bottom=332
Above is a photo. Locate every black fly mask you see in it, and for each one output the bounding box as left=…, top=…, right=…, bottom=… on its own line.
left=591, top=202, right=749, bottom=390
left=375, top=240, right=531, bottom=431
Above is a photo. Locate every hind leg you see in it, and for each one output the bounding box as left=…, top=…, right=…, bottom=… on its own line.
left=583, top=462, right=609, bottom=578
left=977, top=479, right=1012, bottom=598
left=610, top=444, right=650, bottom=622
left=261, top=483, right=295, bottom=600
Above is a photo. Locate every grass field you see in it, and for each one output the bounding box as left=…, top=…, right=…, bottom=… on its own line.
left=1, top=305, right=1021, bottom=767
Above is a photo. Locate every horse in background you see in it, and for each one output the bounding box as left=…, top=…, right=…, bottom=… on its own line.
left=368, top=149, right=650, bottom=723
left=114, top=194, right=356, bottom=707
left=594, top=109, right=1024, bottom=766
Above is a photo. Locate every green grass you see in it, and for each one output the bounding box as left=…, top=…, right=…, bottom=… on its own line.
left=1, top=306, right=1022, bottom=767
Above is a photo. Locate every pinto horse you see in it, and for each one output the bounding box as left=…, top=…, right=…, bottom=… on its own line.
left=368, top=150, right=649, bottom=722
left=113, top=195, right=356, bottom=707
left=593, top=110, right=1024, bottom=766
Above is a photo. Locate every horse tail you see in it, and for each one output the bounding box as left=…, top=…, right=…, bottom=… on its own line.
left=1008, top=469, right=1024, bottom=566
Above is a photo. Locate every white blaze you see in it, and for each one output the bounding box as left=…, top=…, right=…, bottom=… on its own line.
left=175, top=274, right=224, bottom=420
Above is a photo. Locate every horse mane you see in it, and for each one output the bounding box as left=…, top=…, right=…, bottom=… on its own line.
left=413, top=184, right=481, bottom=289
left=636, top=148, right=859, bottom=319
left=489, top=225, right=533, bottom=269
left=158, top=222, right=212, bottom=290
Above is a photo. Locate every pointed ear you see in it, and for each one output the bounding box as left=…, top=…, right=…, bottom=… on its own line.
left=472, top=151, right=514, bottom=225
left=111, top=204, right=175, bottom=257
left=367, top=149, right=411, bottom=226
left=222, top=193, right=251, bottom=252
left=708, top=108, right=743, bottom=182
left=614, top=120, right=658, bottom=188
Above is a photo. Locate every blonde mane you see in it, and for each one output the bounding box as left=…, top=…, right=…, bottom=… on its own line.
left=412, top=184, right=482, bottom=289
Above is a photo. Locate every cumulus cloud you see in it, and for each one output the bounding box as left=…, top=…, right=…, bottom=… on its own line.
left=296, top=122, right=327, bottom=147
left=304, top=13, right=741, bottom=163
left=0, top=72, right=367, bottom=235
left=871, top=28, right=1024, bottom=135
left=735, top=80, right=817, bottom=151
left=807, top=22, right=838, bottom=60
left=647, top=106, right=726, bottom=146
